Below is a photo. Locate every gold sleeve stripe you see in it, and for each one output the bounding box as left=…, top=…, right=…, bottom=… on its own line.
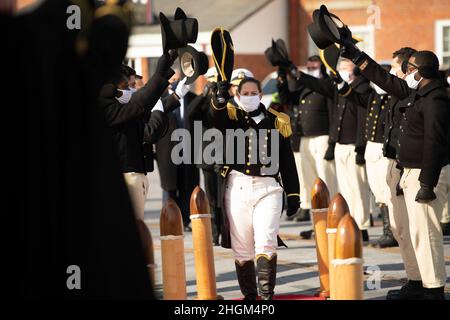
left=341, top=86, right=352, bottom=97
left=211, top=99, right=226, bottom=110
left=287, top=193, right=300, bottom=197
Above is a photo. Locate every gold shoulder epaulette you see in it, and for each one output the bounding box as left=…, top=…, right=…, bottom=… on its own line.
left=227, top=102, right=238, bottom=120
left=268, top=107, right=292, bottom=138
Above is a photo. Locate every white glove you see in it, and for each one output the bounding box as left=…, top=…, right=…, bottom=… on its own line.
left=152, top=99, right=164, bottom=112
left=175, top=76, right=191, bottom=98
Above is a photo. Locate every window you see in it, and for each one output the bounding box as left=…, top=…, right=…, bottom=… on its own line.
left=435, top=20, right=450, bottom=69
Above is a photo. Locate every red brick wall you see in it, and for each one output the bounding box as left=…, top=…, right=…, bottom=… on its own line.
left=298, top=0, right=450, bottom=62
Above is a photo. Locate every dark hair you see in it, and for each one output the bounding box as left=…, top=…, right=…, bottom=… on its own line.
left=412, top=50, right=440, bottom=79
left=111, top=67, right=129, bottom=86
left=392, top=47, right=416, bottom=63
left=120, top=64, right=136, bottom=77
left=308, top=55, right=321, bottom=63
left=238, top=77, right=262, bottom=93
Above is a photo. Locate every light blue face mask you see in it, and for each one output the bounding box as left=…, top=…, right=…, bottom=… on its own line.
left=116, top=89, right=132, bottom=104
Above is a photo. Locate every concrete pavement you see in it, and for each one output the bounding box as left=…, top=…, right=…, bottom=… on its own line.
left=144, top=165, right=450, bottom=300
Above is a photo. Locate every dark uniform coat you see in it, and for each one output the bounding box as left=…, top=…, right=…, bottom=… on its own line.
left=357, top=53, right=450, bottom=187
left=98, top=76, right=171, bottom=173
left=292, top=73, right=372, bottom=154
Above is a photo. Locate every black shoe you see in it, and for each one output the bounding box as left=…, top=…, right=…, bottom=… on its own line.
left=386, top=280, right=424, bottom=300
left=423, top=286, right=446, bottom=300
left=235, top=260, right=257, bottom=300
left=300, top=229, right=314, bottom=239
left=256, top=255, right=277, bottom=300
left=375, top=205, right=398, bottom=248
left=362, top=229, right=369, bottom=242
left=295, top=209, right=311, bottom=222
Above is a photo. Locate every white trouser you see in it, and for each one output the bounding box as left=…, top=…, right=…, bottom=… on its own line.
left=385, top=159, right=421, bottom=281
left=365, top=141, right=390, bottom=205
left=225, top=170, right=284, bottom=263
left=400, top=165, right=450, bottom=288
left=294, top=152, right=308, bottom=210
left=123, top=172, right=149, bottom=220
left=335, top=143, right=371, bottom=230
left=297, top=135, right=338, bottom=209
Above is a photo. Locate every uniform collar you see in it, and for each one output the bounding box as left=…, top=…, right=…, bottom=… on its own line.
left=417, top=79, right=443, bottom=97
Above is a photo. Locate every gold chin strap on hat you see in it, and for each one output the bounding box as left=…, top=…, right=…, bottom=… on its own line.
left=268, top=107, right=292, bottom=138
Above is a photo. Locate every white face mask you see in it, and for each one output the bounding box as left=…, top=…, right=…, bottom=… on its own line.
left=307, top=69, right=321, bottom=79
left=237, top=95, right=261, bottom=113
left=339, top=70, right=352, bottom=83
left=372, top=83, right=387, bottom=95
left=447, top=77, right=450, bottom=86
left=116, top=89, right=132, bottom=104
left=405, top=70, right=422, bottom=90
left=129, top=87, right=137, bottom=93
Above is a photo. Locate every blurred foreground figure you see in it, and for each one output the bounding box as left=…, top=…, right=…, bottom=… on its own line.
left=5, top=0, right=155, bottom=299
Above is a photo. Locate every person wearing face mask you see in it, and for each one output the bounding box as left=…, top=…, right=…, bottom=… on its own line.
left=338, top=63, right=399, bottom=248
left=210, top=77, right=300, bottom=300
left=341, top=41, right=450, bottom=300
left=98, top=51, right=181, bottom=220
left=285, top=57, right=372, bottom=242
left=277, top=55, right=338, bottom=227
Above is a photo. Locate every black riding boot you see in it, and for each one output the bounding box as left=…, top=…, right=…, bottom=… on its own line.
left=235, top=260, right=257, bottom=300
left=256, top=255, right=277, bottom=300
left=376, top=205, right=398, bottom=248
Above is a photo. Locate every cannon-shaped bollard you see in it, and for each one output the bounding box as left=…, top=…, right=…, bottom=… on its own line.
left=311, top=178, right=330, bottom=298
left=137, top=219, right=156, bottom=289
left=190, top=186, right=223, bottom=300
left=160, top=198, right=187, bottom=300
left=332, top=213, right=364, bottom=300
left=326, top=194, right=350, bottom=300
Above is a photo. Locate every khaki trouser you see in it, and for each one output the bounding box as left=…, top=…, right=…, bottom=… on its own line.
left=296, top=135, right=338, bottom=209
left=441, top=194, right=449, bottom=223
left=123, top=172, right=149, bottom=220
left=365, top=141, right=390, bottom=204
left=400, top=165, right=450, bottom=288
left=385, top=159, right=421, bottom=281
left=335, top=143, right=371, bottom=230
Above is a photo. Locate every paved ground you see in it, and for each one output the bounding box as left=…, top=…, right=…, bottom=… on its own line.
left=145, top=165, right=450, bottom=300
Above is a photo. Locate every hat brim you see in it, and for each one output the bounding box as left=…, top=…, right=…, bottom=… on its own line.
left=178, top=45, right=209, bottom=84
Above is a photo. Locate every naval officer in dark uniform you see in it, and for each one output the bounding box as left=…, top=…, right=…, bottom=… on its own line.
left=210, top=77, right=300, bottom=300
left=278, top=55, right=338, bottom=223
left=285, top=58, right=372, bottom=241
left=341, top=40, right=450, bottom=299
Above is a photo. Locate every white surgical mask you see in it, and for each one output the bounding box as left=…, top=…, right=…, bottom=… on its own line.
left=372, top=83, right=387, bottom=95
left=447, top=76, right=450, bottom=86
left=307, top=69, right=321, bottom=79
left=339, top=70, right=351, bottom=83
left=405, top=70, right=422, bottom=90
left=237, top=95, right=261, bottom=113
left=116, top=89, right=132, bottom=104
left=129, top=87, right=137, bottom=93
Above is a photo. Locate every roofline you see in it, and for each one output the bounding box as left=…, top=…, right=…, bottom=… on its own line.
left=228, top=0, right=274, bottom=31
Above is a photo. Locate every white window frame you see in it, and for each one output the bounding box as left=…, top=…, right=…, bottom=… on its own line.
left=435, top=19, right=450, bottom=69
left=348, top=24, right=375, bottom=58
